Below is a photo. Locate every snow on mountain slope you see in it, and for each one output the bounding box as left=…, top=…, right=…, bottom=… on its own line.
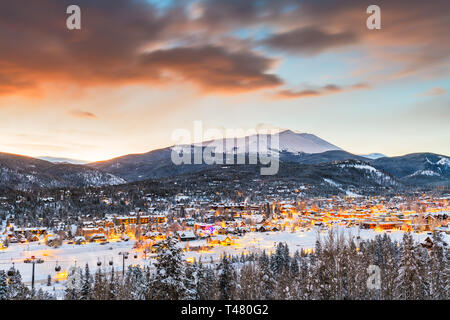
left=437, top=156, right=450, bottom=167
left=191, top=130, right=342, bottom=155
left=338, top=161, right=397, bottom=186
left=360, top=153, right=386, bottom=159
left=0, top=152, right=125, bottom=190
left=407, top=170, right=440, bottom=177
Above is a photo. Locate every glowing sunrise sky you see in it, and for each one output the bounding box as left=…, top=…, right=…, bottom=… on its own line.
left=0, top=0, right=449, bottom=162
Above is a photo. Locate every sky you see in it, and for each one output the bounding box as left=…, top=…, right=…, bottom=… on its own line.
left=0, top=0, right=449, bottom=162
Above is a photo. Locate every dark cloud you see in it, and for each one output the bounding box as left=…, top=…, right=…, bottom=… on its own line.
left=195, top=0, right=295, bottom=30
left=1, top=0, right=449, bottom=96
left=262, top=26, right=358, bottom=55
left=200, top=0, right=450, bottom=76
left=140, top=46, right=282, bottom=92
left=289, top=0, right=450, bottom=76
left=0, top=0, right=280, bottom=95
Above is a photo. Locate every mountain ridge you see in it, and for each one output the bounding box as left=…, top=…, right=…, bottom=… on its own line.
left=0, top=152, right=125, bottom=190
left=1, top=131, right=449, bottom=190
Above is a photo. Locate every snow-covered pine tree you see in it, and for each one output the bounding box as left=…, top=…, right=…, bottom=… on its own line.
left=298, top=250, right=310, bottom=299
left=217, top=254, right=234, bottom=300
left=201, top=264, right=219, bottom=300
left=0, top=270, right=7, bottom=300
left=153, top=237, right=187, bottom=300
left=7, top=269, right=29, bottom=300
left=396, top=232, right=422, bottom=299
left=290, top=251, right=300, bottom=277
left=33, top=288, right=54, bottom=300
left=126, top=266, right=147, bottom=300
left=64, top=268, right=81, bottom=300
left=429, top=232, right=447, bottom=299
left=184, top=260, right=197, bottom=300
left=237, top=261, right=260, bottom=299
left=314, top=235, right=335, bottom=300
left=353, top=240, right=370, bottom=300
left=80, top=263, right=92, bottom=300
left=258, top=250, right=276, bottom=300
left=108, top=267, right=118, bottom=300
left=379, top=233, right=399, bottom=300
left=271, top=242, right=290, bottom=275
left=445, top=242, right=450, bottom=300
left=335, top=239, right=352, bottom=300
left=92, top=268, right=108, bottom=300
left=195, top=259, right=207, bottom=299
left=415, top=245, right=431, bottom=299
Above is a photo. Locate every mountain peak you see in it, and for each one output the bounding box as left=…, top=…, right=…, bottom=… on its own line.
left=276, top=131, right=342, bottom=154
left=194, top=129, right=342, bottom=155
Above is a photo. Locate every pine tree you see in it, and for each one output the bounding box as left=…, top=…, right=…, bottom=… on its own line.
left=195, top=259, right=207, bottom=299
left=97, top=268, right=110, bottom=299
left=184, top=261, right=197, bottom=300
left=313, top=237, right=335, bottom=300
left=258, top=250, right=276, bottom=300
left=217, top=254, right=234, bottom=300
left=290, top=251, right=300, bottom=277
left=108, top=267, right=118, bottom=300
left=396, top=232, right=422, bottom=299
left=80, top=263, right=92, bottom=300
left=379, top=234, right=398, bottom=300
left=0, top=270, right=7, bottom=300
left=271, top=242, right=289, bottom=275
left=7, top=269, right=29, bottom=300
left=297, top=251, right=310, bottom=299
left=64, top=268, right=82, bottom=300
left=429, top=232, right=447, bottom=299
left=445, top=243, right=450, bottom=300
left=237, top=262, right=260, bottom=299
left=153, top=237, right=187, bottom=300
left=126, top=266, right=147, bottom=300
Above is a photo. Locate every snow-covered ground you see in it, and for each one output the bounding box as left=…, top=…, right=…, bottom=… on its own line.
left=2, top=226, right=447, bottom=291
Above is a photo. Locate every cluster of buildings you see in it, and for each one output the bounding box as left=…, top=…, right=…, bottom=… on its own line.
left=1, top=194, right=449, bottom=252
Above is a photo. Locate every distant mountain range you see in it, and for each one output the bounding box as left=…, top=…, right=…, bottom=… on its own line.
left=1, top=130, right=449, bottom=191
left=37, top=156, right=90, bottom=165
left=359, top=153, right=387, bottom=160
left=0, top=152, right=125, bottom=190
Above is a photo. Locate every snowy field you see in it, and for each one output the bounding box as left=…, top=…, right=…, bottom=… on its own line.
left=1, top=226, right=447, bottom=291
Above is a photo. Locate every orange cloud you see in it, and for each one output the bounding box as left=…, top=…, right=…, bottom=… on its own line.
left=275, top=82, right=370, bottom=100
left=69, top=110, right=98, bottom=119
left=420, top=87, right=447, bottom=97
left=0, top=0, right=282, bottom=97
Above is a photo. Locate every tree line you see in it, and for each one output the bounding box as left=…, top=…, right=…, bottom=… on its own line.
left=1, top=232, right=448, bottom=300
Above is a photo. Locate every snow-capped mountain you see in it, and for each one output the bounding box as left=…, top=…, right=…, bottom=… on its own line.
left=192, top=130, right=342, bottom=155
left=2, top=131, right=449, bottom=190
